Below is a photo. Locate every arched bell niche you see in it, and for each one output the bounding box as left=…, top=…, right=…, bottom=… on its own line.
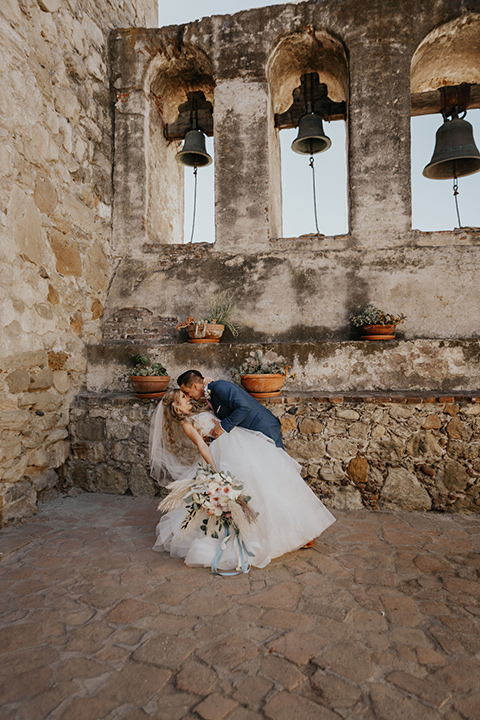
left=144, top=45, right=215, bottom=245
left=265, top=29, right=348, bottom=238
left=410, top=14, right=480, bottom=231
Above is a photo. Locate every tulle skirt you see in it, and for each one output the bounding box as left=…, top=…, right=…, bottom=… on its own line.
left=153, top=426, right=335, bottom=570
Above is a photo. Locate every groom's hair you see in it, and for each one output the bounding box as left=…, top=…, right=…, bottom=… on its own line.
left=177, top=369, right=204, bottom=387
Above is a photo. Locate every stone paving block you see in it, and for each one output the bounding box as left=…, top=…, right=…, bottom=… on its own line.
left=431, top=657, right=480, bottom=693
left=105, top=598, right=159, bottom=624
left=267, top=630, right=327, bottom=666
left=232, top=675, right=274, bottom=709
left=354, top=568, right=397, bottom=587
left=57, top=696, right=121, bottom=720
left=225, top=708, right=265, bottom=720
left=381, top=594, right=422, bottom=627
left=95, top=645, right=131, bottom=664
left=314, top=642, right=373, bottom=683
left=387, top=670, right=451, bottom=708
left=132, top=635, right=195, bottom=670
left=1, top=623, right=44, bottom=652
left=310, top=669, right=363, bottom=708
left=390, top=626, right=433, bottom=648
left=0, top=666, right=52, bottom=703
left=148, top=612, right=198, bottom=635
left=428, top=626, right=466, bottom=655
left=194, top=693, right=238, bottom=720
left=260, top=654, right=306, bottom=690
left=416, top=647, right=447, bottom=666
left=81, top=586, right=126, bottom=609
left=413, top=554, right=452, bottom=572
left=110, top=626, right=146, bottom=647
left=184, top=594, right=234, bottom=617
left=54, top=657, right=111, bottom=683
left=0, top=646, right=59, bottom=679
left=149, top=687, right=201, bottom=720
left=15, top=681, right=77, bottom=720
left=143, top=581, right=196, bottom=606
left=97, top=659, right=171, bottom=704
left=237, top=581, right=302, bottom=609
left=443, top=577, right=480, bottom=596
left=263, top=690, right=342, bottom=720
left=176, top=659, right=218, bottom=695
left=455, top=691, right=480, bottom=720
left=196, top=634, right=260, bottom=670
left=369, top=683, right=443, bottom=720
left=259, top=608, right=313, bottom=631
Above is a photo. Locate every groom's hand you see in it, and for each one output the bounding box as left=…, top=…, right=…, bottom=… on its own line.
left=210, top=421, right=225, bottom=439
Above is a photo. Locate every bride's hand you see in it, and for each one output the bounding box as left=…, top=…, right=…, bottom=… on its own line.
left=210, top=421, right=225, bottom=439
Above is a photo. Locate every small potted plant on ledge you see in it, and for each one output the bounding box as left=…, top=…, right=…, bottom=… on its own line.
left=129, top=355, right=171, bottom=399
left=231, top=351, right=291, bottom=398
left=349, top=303, right=406, bottom=340
left=176, top=292, right=241, bottom=344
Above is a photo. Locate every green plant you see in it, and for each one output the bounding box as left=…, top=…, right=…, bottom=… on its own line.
left=130, top=355, right=168, bottom=377
left=176, top=291, right=241, bottom=337
left=231, top=351, right=290, bottom=384
left=349, top=304, right=406, bottom=328
left=207, top=291, right=241, bottom=337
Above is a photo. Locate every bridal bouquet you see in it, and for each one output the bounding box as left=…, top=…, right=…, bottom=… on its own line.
left=158, top=464, right=257, bottom=539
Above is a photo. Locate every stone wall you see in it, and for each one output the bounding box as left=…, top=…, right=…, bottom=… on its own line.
left=0, top=0, right=157, bottom=526
left=107, top=2, right=480, bottom=344
left=68, top=394, right=480, bottom=514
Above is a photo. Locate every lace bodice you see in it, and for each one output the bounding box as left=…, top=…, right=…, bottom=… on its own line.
left=191, top=411, right=217, bottom=439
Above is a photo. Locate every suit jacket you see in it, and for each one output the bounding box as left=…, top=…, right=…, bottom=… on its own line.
left=207, top=380, right=284, bottom=449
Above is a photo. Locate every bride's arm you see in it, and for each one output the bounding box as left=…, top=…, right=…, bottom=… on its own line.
left=180, top=420, right=219, bottom=471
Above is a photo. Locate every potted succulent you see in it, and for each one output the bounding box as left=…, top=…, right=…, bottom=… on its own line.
left=129, top=355, right=171, bottom=399
left=349, top=304, right=406, bottom=340
left=177, top=291, right=241, bottom=344
left=231, top=351, right=291, bottom=398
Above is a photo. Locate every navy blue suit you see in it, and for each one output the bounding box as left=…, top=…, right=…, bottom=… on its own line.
left=207, top=380, right=284, bottom=449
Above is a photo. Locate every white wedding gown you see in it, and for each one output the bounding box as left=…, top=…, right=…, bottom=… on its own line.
left=153, top=412, right=335, bottom=571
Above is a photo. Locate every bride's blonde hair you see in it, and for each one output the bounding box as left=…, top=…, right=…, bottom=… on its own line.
left=161, top=389, right=196, bottom=459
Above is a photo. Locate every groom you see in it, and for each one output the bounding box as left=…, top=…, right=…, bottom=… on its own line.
left=177, top=369, right=284, bottom=449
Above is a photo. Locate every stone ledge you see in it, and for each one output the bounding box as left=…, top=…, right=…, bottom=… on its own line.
left=74, top=390, right=480, bottom=405
left=86, top=339, right=480, bottom=394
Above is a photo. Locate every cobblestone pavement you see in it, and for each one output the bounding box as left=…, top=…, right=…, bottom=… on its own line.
left=1, top=495, right=480, bottom=720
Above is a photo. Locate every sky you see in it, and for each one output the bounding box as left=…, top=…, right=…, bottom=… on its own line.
left=158, top=0, right=480, bottom=242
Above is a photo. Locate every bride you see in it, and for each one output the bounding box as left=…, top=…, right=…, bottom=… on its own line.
left=150, top=388, right=335, bottom=571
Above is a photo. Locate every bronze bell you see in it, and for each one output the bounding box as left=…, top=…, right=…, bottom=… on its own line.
left=291, top=113, right=332, bottom=155
left=423, top=117, right=480, bottom=180
left=175, top=129, right=213, bottom=167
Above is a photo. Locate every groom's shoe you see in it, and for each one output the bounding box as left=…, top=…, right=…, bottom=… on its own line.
left=301, top=540, right=315, bottom=548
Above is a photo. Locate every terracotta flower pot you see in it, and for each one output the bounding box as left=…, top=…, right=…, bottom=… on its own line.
left=129, top=375, right=171, bottom=399
left=240, top=373, right=287, bottom=398
left=186, top=323, right=225, bottom=343
left=360, top=324, right=396, bottom=340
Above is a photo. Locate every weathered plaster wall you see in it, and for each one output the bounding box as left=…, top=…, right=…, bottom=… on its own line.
left=0, top=0, right=157, bottom=526
left=86, top=341, right=480, bottom=395
left=68, top=394, right=480, bottom=514
left=109, top=0, right=480, bottom=343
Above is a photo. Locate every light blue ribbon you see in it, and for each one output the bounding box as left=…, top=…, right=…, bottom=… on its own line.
left=211, top=526, right=254, bottom=576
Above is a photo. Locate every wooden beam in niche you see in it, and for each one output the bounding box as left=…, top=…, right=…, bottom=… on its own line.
left=164, top=90, right=214, bottom=140
left=275, top=73, right=347, bottom=130
left=411, top=84, right=480, bottom=117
